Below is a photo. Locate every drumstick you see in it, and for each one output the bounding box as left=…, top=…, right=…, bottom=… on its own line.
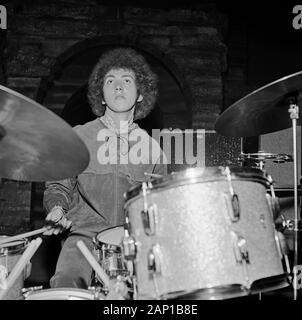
left=0, top=238, right=42, bottom=299
left=0, top=227, right=47, bottom=246
left=76, top=240, right=110, bottom=289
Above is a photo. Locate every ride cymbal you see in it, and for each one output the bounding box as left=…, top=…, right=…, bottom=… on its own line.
left=215, top=71, right=302, bottom=137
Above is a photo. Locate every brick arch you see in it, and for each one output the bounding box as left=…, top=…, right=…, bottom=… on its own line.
left=35, top=36, right=192, bottom=127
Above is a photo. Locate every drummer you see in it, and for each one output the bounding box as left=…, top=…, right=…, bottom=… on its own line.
left=43, top=47, right=167, bottom=291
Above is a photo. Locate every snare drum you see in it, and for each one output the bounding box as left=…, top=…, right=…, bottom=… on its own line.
left=0, top=236, right=30, bottom=300
left=94, top=227, right=128, bottom=280
left=24, top=288, right=103, bottom=300
left=123, top=167, right=290, bottom=300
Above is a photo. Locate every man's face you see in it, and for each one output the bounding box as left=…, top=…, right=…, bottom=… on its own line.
left=102, top=68, right=143, bottom=113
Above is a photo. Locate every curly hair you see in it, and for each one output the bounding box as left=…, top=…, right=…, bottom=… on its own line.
left=87, top=47, right=158, bottom=121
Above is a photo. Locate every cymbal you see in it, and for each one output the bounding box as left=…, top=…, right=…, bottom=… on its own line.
left=215, top=71, right=302, bottom=137
left=0, top=85, right=89, bottom=181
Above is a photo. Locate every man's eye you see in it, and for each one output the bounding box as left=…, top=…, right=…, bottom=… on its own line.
left=107, top=79, right=113, bottom=84
left=124, top=78, right=131, bottom=83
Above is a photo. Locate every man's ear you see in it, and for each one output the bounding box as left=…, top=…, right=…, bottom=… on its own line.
left=137, top=94, right=143, bottom=102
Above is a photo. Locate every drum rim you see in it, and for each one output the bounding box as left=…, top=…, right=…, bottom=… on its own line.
left=124, top=166, right=270, bottom=202
left=96, top=225, right=125, bottom=246
left=25, top=288, right=97, bottom=300
left=0, top=236, right=28, bottom=255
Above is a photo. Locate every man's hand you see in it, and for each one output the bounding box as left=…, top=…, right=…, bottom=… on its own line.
left=43, top=206, right=72, bottom=235
left=105, top=277, right=129, bottom=300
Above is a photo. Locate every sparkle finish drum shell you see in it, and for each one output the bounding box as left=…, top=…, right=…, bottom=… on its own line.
left=124, top=167, right=289, bottom=300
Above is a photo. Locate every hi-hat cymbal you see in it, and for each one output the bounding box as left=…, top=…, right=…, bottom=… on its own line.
left=215, top=71, right=302, bottom=137
left=0, top=85, right=89, bottom=181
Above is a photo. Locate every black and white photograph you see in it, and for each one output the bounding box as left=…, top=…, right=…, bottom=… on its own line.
left=0, top=0, right=301, bottom=314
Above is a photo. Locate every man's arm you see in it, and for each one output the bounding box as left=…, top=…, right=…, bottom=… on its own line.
left=43, top=177, right=77, bottom=235
left=43, top=177, right=77, bottom=213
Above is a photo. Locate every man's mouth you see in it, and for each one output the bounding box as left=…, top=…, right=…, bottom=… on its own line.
left=115, top=95, right=125, bottom=100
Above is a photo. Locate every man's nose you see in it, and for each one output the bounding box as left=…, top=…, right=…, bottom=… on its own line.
left=115, top=81, right=123, bottom=91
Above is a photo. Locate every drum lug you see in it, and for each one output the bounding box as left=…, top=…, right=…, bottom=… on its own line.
left=122, top=230, right=137, bottom=261
left=141, top=204, right=158, bottom=236
left=224, top=193, right=240, bottom=222
left=266, top=176, right=280, bottom=221
left=141, top=182, right=157, bottom=236
left=231, top=232, right=250, bottom=264
left=148, top=245, right=161, bottom=275
left=223, top=167, right=240, bottom=222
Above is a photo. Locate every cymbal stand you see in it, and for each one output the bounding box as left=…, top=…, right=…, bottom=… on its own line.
left=288, top=100, right=299, bottom=300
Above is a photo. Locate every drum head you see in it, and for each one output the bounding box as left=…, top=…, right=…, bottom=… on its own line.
left=25, top=288, right=101, bottom=300
left=125, top=166, right=269, bottom=202
left=97, top=226, right=124, bottom=246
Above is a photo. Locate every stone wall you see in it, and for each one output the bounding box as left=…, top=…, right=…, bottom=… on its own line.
left=5, top=1, right=228, bottom=129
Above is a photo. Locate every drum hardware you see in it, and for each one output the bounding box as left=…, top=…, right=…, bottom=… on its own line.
left=22, top=285, right=43, bottom=298
left=265, top=174, right=282, bottom=221
left=215, top=72, right=302, bottom=300
left=231, top=232, right=251, bottom=289
left=288, top=100, right=300, bottom=301
left=87, top=285, right=105, bottom=297
left=274, top=231, right=292, bottom=277
left=89, top=228, right=133, bottom=299
left=147, top=244, right=162, bottom=300
left=223, top=167, right=240, bottom=222
left=122, top=226, right=136, bottom=262
left=141, top=205, right=158, bottom=236
left=122, top=220, right=137, bottom=299
left=147, top=245, right=162, bottom=275
left=141, top=182, right=157, bottom=236
left=282, top=218, right=295, bottom=231
left=223, top=192, right=240, bottom=223
left=238, top=152, right=293, bottom=170
left=93, top=227, right=129, bottom=282
left=266, top=194, right=280, bottom=221
left=76, top=240, right=110, bottom=290
left=144, top=172, right=163, bottom=179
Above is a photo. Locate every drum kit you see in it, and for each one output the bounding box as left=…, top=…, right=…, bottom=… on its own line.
left=0, top=71, right=301, bottom=300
